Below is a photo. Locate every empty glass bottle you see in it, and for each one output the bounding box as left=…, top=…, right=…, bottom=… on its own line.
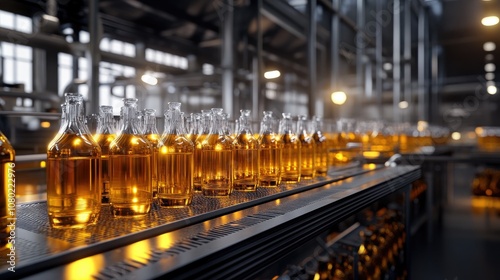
left=157, top=103, right=194, bottom=207
left=193, top=110, right=211, bottom=192
left=233, top=109, right=259, bottom=191
left=143, top=108, right=160, bottom=197
left=311, top=116, right=328, bottom=176
left=279, top=113, right=301, bottom=183
left=93, top=105, right=116, bottom=203
left=0, top=131, right=15, bottom=247
left=258, top=111, right=282, bottom=186
left=47, top=94, right=101, bottom=228
left=108, top=98, right=152, bottom=217
left=297, top=115, right=316, bottom=179
left=201, top=108, right=234, bottom=196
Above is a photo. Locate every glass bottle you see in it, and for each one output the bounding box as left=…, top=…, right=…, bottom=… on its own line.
left=297, top=115, right=316, bottom=179
left=311, top=116, right=328, bottom=176
left=47, top=94, right=101, bottom=228
left=157, top=102, right=194, bottom=207
left=0, top=131, right=15, bottom=248
left=233, top=109, right=259, bottom=191
left=108, top=98, right=152, bottom=217
left=143, top=108, right=160, bottom=198
left=201, top=108, right=234, bottom=196
left=279, top=113, right=301, bottom=183
left=93, top=105, right=116, bottom=204
left=258, top=111, right=282, bottom=186
left=48, top=103, right=67, bottom=148
left=194, top=110, right=211, bottom=192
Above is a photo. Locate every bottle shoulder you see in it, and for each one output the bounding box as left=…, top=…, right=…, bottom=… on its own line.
left=47, top=133, right=101, bottom=157
left=109, top=133, right=152, bottom=155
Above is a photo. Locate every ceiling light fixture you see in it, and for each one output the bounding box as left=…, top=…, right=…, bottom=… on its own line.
left=264, top=70, right=281, bottom=79
left=485, top=63, right=496, bottom=72
left=482, top=16, right=499, bottom=26
left=398, top=101, right=409, bottom=109
left=331, top=91, right=347, bottom=105
left=487, top=85, right=497, bottom=94
left=484, top=42, right=496, bottom=51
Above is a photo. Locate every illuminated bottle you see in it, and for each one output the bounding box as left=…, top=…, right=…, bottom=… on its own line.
left=233, top=109, right=259, bottom=191
left=311, top=116, right=328, bottom=176
left=201, top=108, right=234, bottom=196
left=194, top=110, right=211, bottom=192
left=0, top=131, right=15, bottom=247
left=143, top=108, right=160, bottom=198
left=157, top=102, right=194, bottom=207
left=93, top=105, right=115, bottom=204
left=278, top=113, right=301, bottom=183
left=258, top=111, right=282, bottom=187
left=47, top=94, right=101, bottom=228
left=108, top=98, right=152, bottom=217
left=297, top=115, right=316, bottom=179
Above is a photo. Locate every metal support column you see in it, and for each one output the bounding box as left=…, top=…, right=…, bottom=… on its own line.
left=86, top=0, right=100, bottom=115
left=393, top=0, right=402, bottom=123
left=307, top=0, right=319, bottom=116
left=403, top=0, right=412, bottom=122
left=253, top=0, right=263, bottom=121
left=375, top=0, right=383, bottom=118
left=221, top=0, right=234, bottom=117
left=417, top=6, right=428, bottom=122
left=356, top=0, right=365, bottom=98
left=330, top=0, right=340, bottom=118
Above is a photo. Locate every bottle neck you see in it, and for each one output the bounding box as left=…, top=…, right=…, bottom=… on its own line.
left=144, top=116, right=158, bottom=135
left=98, top=112, right=115, bottom=134
left=121, top=105, right=139, bottom=134
left=165, top=109, right=185, bottom=135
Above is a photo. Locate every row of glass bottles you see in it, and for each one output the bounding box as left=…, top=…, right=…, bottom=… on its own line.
left=46, top=94, right=330, bottom=228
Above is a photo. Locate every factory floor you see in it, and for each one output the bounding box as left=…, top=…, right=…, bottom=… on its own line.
left=410, top=163, right=500, bottom=280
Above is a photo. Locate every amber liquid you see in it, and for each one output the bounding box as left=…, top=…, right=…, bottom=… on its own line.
left=158, top=150, right=194, bottom=207
left=313, top=133, right=328, bottom=176
left=0, top=133, right=14, bottom=248
left=299, top=135, right=316, bottom=179
left=258, top=134, right=282, bottom=187
left=201, top=147, right=233, bottom=196
left=194, top=134, right=207, bottom=192
left=478, top=136, right=500, bottom=152
left=93, top=133, right=115, bottom=203
left=145, top=133, right=160, bottom=197
left=109, top=134, right=152, bottom=217
left=47, top=156, right=101, bottom=228
left=233, top=133, right=259, bottom=191
left=280, top=133, right=301, bottom=183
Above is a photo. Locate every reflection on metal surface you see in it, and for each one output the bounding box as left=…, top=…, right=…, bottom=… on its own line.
left=64, top=254, right=104, bottom=279
left=126, top=239, right=151, bottom=263
left=363, top=151, right=380, bottom=159
left=157, top=232, right=175, bottom=250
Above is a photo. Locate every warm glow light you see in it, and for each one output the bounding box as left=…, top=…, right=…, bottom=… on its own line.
left=485, top=72, right=495, bottom=80
left=358, top=244, right=366, bottom=254
left=41, top=121, right=51, bottom=128
left=75, top=212, right=91, bottom=223
left=331, top=91, right=347, bottom=105
left=487, top=85, right=497, bottom=95
left=367, top=163, right=377, bottom=170
left=484, top=42, right=496, bottom=51
left=141, top=73, right=158, bottom=85
left=482, top=16, right=499, bottom=26
left=132, top=197, right=138, bottom=203
left=475, top=127, right=484, bottom=136
left=40, top=161, right=46, bottom=168
left=264, top=70, right=281, bottom=79
left=451, top=132, right=461, bottom=140
left=398, top=101, right=409, bottom=109
left=132, top=187, right=138, bottom=194
left=363, top=151, right=381, bottom=159
left=73, top=138, right=82, bottom=146
left=485, top=63, right=496, bottom=72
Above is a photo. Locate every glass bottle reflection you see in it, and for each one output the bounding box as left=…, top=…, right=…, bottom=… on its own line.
left=297, top=115, right=316, bottom=179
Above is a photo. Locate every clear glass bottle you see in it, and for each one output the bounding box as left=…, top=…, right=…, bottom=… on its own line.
left=47, top=94, right=101, bottom=228
left=143, top=108, right=160, bottom=198
left=108, top=98, right=152, bottom=217
left=279, top=113, right=301, bottom=183
left=194, top=110, right=211, bottom=192
left=157, top=102, right=194, bottom=207
left=93, top=105, right=116, bottom=204
left=311, top=116, right=328, bottom=176
left=0, top=131, right=15, bottom=248
left=258, top=111, right=282, bottom=186
left=201, top=108, right=234, bottom=196
left=233, top=109, right=259, bottom=191
left=297, top=115, right=316, bottom=179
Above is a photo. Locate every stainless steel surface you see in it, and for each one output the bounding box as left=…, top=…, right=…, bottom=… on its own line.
left=308, top=0, right=318, bottom=116
left=393, top=0, right=401, bottom=123
left=1, top=165, right=420, bottom=279
left=221, top=0, right=234, bottom=117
